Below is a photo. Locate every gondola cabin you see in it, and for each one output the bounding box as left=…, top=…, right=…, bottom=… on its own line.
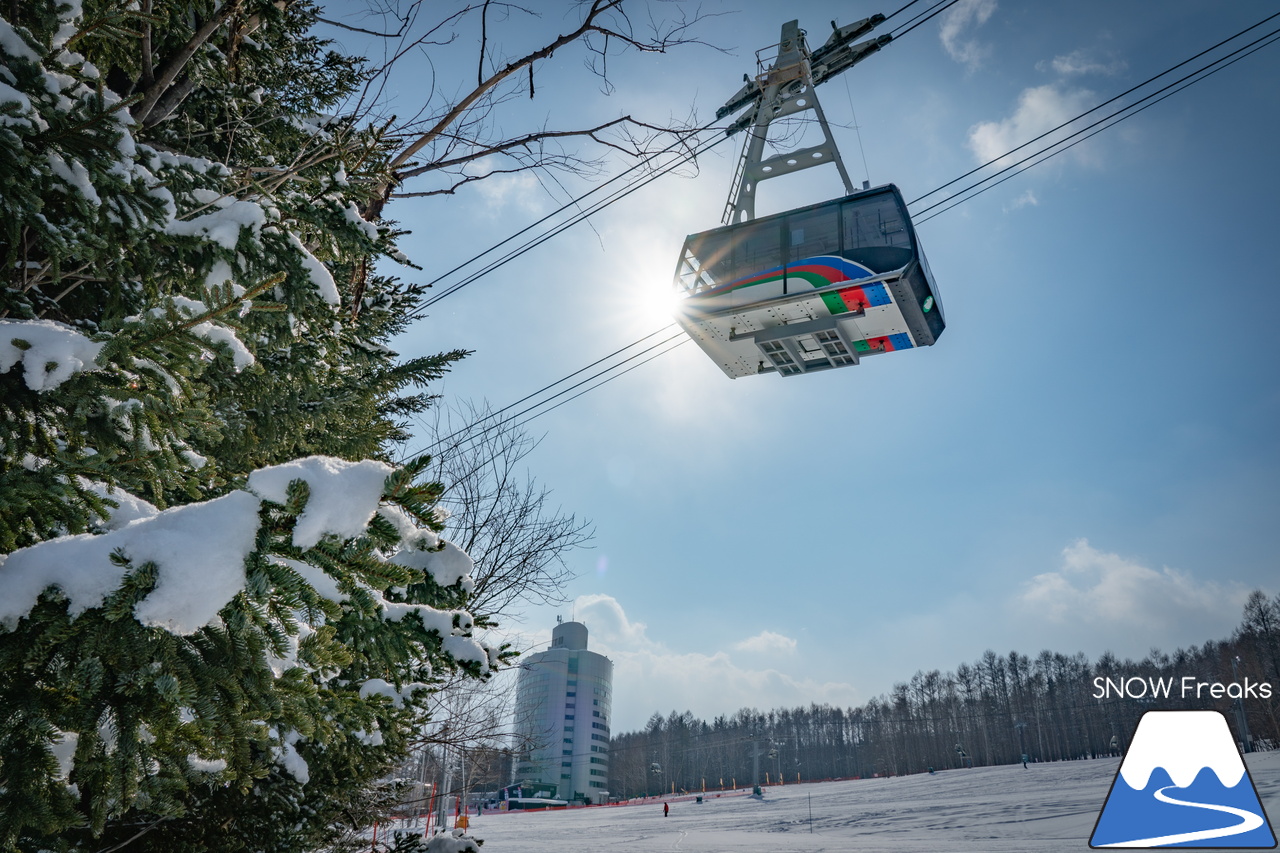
left=672, top=184, right=944, bottom=378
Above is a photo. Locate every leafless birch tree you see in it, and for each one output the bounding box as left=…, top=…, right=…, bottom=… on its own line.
left=327, top=0, right=717, bottom=220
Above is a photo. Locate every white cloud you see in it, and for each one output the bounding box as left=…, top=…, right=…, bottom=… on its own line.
left=569, top=595, right=859, bottom=731
left=939, top=0, right=997, bottom=71
left=611, top=648, right=856, bottom=727
left=1041, top=49, right=1128, bottom=77
left=575, top=593, right=655, bottom=650
left=732, top=630, right=798, bottom=655
left=474, top=171, right=544, bottom=216
left=1004, top=189, right=1038, bottom=212
left=967, top=84, right=1097, bottom=167
left=1019, top=539, right=1248, bottom=636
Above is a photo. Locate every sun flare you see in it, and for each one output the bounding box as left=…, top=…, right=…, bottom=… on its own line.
left=631, top=278, right=686, bottom=328
left=611, top=233, right=688, bottom=331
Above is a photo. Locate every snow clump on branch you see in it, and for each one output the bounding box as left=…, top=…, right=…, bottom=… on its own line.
left=0, top=456, right=486, bottom=647
left=0, top=319, right=104, bottom=391
left=0, top=490, right=261, bottom=633
left=247, top=455, right=393, bottom=549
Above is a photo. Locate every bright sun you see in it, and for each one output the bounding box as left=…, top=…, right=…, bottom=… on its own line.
left=633, top=278, right=685, bottom=328
left=620, top=240, right=686, bottom=330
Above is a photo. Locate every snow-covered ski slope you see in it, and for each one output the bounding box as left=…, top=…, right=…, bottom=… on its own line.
left=450, top=751, right=1280, bottom=852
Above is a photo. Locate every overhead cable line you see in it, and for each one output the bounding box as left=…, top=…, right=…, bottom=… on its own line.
left=914, top=28, right=1280, bottom=224
left=407, top=7, right=1279, bottom=459
left=476, top=334, right=690, bottom=448
left=910, top=20, right=1280, bottom=223
left=402, top=332, right=688, bottom=479
left=431, top=330, right=684, bottom=458
left=408, top=129, right=731, bottom=317
left=407, top=120, right=720, bottom=307
left=408, top=0, right=946, bottom=318
left=908, top=10, right=1280, bottom=210
left=880, top=0, right=929, bottom=27
left=402, top=326, right=679, bottom=463
left=889, top=0, right=962, bottom=40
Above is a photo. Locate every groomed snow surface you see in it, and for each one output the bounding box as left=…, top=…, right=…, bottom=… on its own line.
left=409, top=751, right=1280, bottom=852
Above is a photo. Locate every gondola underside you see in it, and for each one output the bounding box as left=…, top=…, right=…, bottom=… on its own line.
left=674, top=254, right=938, bottom=378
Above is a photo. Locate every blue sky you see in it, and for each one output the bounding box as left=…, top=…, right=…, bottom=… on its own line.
left=322, top=0, right=1280, bottom=732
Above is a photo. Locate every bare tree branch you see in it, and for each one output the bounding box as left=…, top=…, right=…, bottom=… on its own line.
left=132, top=0, right=242, bottom=125
left=391, top=167, right=530, bottom=198
left=139, top=0, right=154, bottom=88
left=478, top=0, right=491, bottom=87
left=315, top=14, right=411, bottom=38
left=395, top=116, right=677, bottom=181
left=418, top=400, right=592, bottom=622
left=355, top=0, right=716, bottom=219
left=388, top=0, right=616, bottom=174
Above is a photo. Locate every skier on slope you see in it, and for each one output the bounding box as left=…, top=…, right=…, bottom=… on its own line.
left=664, top=802, right=669, bottom=817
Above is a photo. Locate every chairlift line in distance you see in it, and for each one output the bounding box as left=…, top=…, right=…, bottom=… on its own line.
left=671, top=17, right=945, bottom=378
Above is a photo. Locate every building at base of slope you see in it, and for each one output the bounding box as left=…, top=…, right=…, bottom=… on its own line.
left=511, top=619, right=613, bottom=803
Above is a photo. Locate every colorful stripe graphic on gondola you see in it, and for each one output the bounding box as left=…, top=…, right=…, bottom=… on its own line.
left=702, top=255, right=888, bottom=317
left=854, top=333, right=914, bottom=353
left=821, top=282, right=891, bottom=316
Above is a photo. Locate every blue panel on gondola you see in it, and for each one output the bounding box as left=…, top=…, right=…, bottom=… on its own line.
left=862, top=284, right=891, bottom=307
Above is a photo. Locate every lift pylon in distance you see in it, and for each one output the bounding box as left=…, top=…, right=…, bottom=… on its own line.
left=672, top=18, right=945, bottom=378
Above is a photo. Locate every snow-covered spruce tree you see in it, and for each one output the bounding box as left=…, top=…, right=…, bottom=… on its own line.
left=0, top=457, right=498, bottom=851
left=0, top=1, right=495, bottom=850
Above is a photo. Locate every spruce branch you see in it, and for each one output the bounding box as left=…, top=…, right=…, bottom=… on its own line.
left=132, top=0, right=244, bottom=127
left=128, top=271, right=286, bottom=351
left=64, top=8, right=160, bottom=52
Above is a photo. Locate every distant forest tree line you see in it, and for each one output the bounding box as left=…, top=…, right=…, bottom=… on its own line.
left=607, top=590, right=1280, bottom=797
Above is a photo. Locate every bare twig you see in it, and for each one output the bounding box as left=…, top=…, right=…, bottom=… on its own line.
left=416, top=400, right=591, bottom=620
left=394, top=116, right=679, bottom=180
left=90, top=817, right=168, bottom=853
left=360, top=0, right=712, bottom=219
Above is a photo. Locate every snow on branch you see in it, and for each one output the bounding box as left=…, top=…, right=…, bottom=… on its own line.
left=392, top=539, right=475, bottom=591
left=0, top=490, right=261, bottom=634
left=247, top=455, right=394, bottom=549
left=164, top=197, right=268, bottom=251
left=0, top=456, right=487, bottom=643
left=130, top=294, right=258, bottom=371
left=0, top=319, right=104, bottom=391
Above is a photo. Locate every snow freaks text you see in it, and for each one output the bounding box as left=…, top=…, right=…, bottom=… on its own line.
left=1092, top=677, right=1274, bottom=701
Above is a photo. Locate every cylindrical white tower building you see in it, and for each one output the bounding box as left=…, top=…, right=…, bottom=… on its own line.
left=511, top=620, right=612, bottom=802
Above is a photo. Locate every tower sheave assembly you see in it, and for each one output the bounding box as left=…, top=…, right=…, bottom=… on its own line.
left=674, top=17, right=945, bottom=377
